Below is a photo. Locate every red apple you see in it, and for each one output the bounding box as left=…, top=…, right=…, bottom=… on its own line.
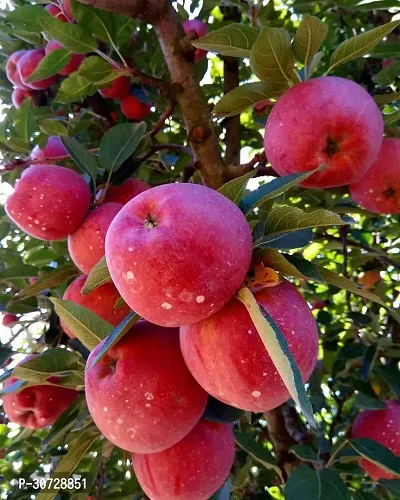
left=2, top=313, right=18, bottom=328
left=99, top=76, right=131, bottom=100
left=104, top=178, right=150, bottom=205
left=120, top=94, right=151, bottom=121
left=62, top=0, right=74, bottom=20
left=45, top=3, right=68, bottom=22
left=68, top=203, right=122, bottom=274
left=11, top=88, right=34, bottom=109
left=352, top=400, right=400, bottom=481
left=18, top=49, right=57, bottom=90
left=105, top=183, right=252, bottom=327
left=350, top=138, right=400, bottom=214
left=180, top=280, right=319, bottom=412
left=264, top=77, right=384, bottom=188
left=45, top=40, right=84, bottom=76
left=132, top=419, right=234, bottom=500
left=5, top=50, right=29, bottom=88
left=5, top=164, right=91, bottom=241
left=85, top=321, right=208, bottom=453
left=254, top=99, right=274, bottom=113
left=62, top=275, right=131, bottom=338
left=30, top=136, right=69, bottom=164
left=182, top=19, right=208, bottom=62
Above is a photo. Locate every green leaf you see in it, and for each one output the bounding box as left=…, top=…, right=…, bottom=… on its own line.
left=379, top=479, right=400, bottom=497
left=374, top=91, right=400, bottom=106
left=50, top=297, right=113, bottom=350
left=376, top=365, right=400, bottom=399
left=0, top=264, right=38, bottom=280
left=293, top=15, right=328, bottom=66
left=14, top=98, right=36, bottom=144
left=383, top=110, right=400, bottom=126
left=254, top=228, right=314, bottom=250
left=346, top=0, right=400, bottom=10
left=328, top=21, right=400, bottom=72
left=260, top=249, right=313, bottom=281
left=307, top=51, right=325, bottom=77
left=81, top=256, right=111, bottom=295
left=99, top=122, right=147, bottom=171
left=217, top=171, right=256, bottom=204
left=70, top=0, right=114, bottom=43
left=77, top=56, right=117, bottom=85
left=372, top=61, right=400, bottom=86
left=291, top=444, right=320, bottom=462
left=192, top=23, right=259, bottom=57
left=36, top=429, right=101, bottom=500
left=250, top=27, right=294, bottom=84
left=28, top=49, right=71, bottom=82
left=354, top=392, right=386, bottom=410
left=349, top=438, right=400, bottom=478
left=61, top=136, right=98, bottom=180
left=55, top=73, right=97, bottom=104
left=6, top=5, right=51, bottom=32
left=39, top=16, right=97, bottom=54
left=213, top=82, right=285, bottom=118
left=89, top=311, right=140, bottom=367
left=38, top=119, right=68, bottom=136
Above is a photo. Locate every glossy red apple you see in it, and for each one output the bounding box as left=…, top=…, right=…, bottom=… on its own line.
left=30, top=136, right=68, bottom=164
left=120, top=94, right=151, bottom=121
left=5, top=50, right=29, bottom=88
left=99, top=76, right=131, bottom=100
left=18, top=49, right=57, bottom=90
left=2, top=313, right=18, bottom=328
left=45, top=3, right=68, bottom=22
left=11, top=88, right=34, bottom=109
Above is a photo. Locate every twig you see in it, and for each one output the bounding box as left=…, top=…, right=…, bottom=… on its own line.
left=247, top=0, right=258, bottom=27
left=282, top=404, right=309, bottom=444
left=223, top=151, right=269, bottom=180
left=128, top=66, right=171, bottom=98
left=148, top=102, right=174, bottom=138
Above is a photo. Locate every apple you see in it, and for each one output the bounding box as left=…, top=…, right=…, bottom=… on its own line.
left=352, top=400, right=400, bottom=480
left=45, top=3, right=68, bottom=22
left=120, top=93, right=151, bottom=121
left=350, top=138, right=400, bottom=214
left=62, top=275, right=131, bottom=338
left=5, top=164, right=92, bottom=241
left=2, top=313, right=18, bottom=328
left=11, top=88, right=34, bottom=109
left=99, top=76, right=131, bottom=100
left=182, top=19, right=208, bottom=62
left=68, top=203, right=122, bottom=274
left=132, top=419, right=235, bottom=500
left=180, top=280, right=319, bottom=412
left=264, top=77, right=384, bottom=188
left=45, top=40, right=84, bottom=76
left=85, top=320, right=208, bottom=453
left=5, top=50, right=29, bottom=88
left=18, top=49, right=57, bottom=90
left=357, top=270, right=381, bottom=289
left=62, top=0, right=74, bottom=20
left=105, top=183, right=252, bottom=327
left=30, top=136, right=68, bottom=164
left=104, top=178, right=150, bottom=205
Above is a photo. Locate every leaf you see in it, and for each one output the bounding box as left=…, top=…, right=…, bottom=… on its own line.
left=328, top=21, right=400, bottom=72
left=213, top=82, right=284, bottom=118
left=81, top=256, right=111, bottom=295
left=70, top=0, right=114, bottom=43
left=376, top=365, right=400, bottom=399
left=36, top=429, right=101, bottom=500
left=372, top=61, right=400, bottom=86
left=14, top=98, right=36, bottom=144
left=39, top=16, right=97, bottom=54
left=250, top=27, right=294, bottom=84
left=28, top=49, right=71, bottom=82
left=349, top=438, right=400, bottom=478
left=354, top=391, right=386, bottom=410
left=383, top=110, right=400, bottom=126
left=254, top=228, right=314, bottom=250
left=55, top=73, right=97, bottom=104
left=285, top=254, right=325, bottom=282
left=0, top=264, right=38, bottom=279
left=50, top=297, right=113, bottom=350
left=291, top=444, right=320, bottom=462
left=260, top=249, right=313, bottom=280
left=346, top=0, right=400, bottom=10
left=293, top=15, right=328, bottom=66
left=192, top=23, right=259, bottom=57
left=6, top=5, right=50, bottom=32
left=217, top=171, right=256, bottom=204
left=379, top=479, right=400, bottom=497
left=362, top=344, right=377, bottom=381
left=0, top=347, right=14, bottom=366
left=89, top=311, right=140, bottom=367
left=38, top=119, right=69, bottom=136
left=307, top=51, right=325, bottom=77
left=237, top=287, right=316, bottom=428
left=99, top=122, right=146, bottom=171
left=374, top=91, right=400, bottom=106
left=77, top=56, right=117, bottom=85
left=61, top=136, right=98, bottom=180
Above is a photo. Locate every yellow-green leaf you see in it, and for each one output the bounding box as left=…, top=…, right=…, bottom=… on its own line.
left=38, top=118, right=69, bottom=137
left=39, top=16, right=97, bottom=54
left=28, top=49, right=71, bottom=82
left=218, top=171, right=256, bottom=204
left=55, top=73, right=97, bottom=104
left=81, top=256, right=111, bottom=295
left=293, top=15, right=328, bottom=67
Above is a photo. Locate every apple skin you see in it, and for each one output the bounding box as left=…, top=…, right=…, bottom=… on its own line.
left=11, top=88, right=34, bottom=108
left=99, top=76, right=131, bottom=100
left=30, top=136, right=68, bottom=164
left=120, top=94, right=151, bottom=121
left=104, top=178, right=150, bottom=205
left=68, top=203, right=123, bottom=274
left=351, top=400, right=400, bottom=481
left=132, top=419, right=234, bottom=500
left=6, top=50, right=29, bottom=89
left=62, top=275, right=131, bottom=338
left=85, top=321, right=208, bottom=453
left=2, top=313, right=18, bottom=328
left=62, top=0, right=74, bottom=20
left=45, top=40, right=84, bottom=76
left=2, top=375, right=77, bottom=429
left=264, top=77, right=384, bottom=188
left=350, top=138, right=400, bottom=215
left=358, top=270, right=381, bottom=289
left=182, top=19, right=208, bottom=62
left=45, top=4, right=68, bottom=22
left=105, top=183, right=253, bottom=327
left=5, top=165, right=92, bottom=241
left=180, top=280, right=319, bottom=412
left=18, top=49, right=57, bottom=90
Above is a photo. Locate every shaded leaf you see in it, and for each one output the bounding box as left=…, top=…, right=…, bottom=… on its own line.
left=0, top=265, right=38, bottom=279
left=28, top=49, right=71, bottom=82
left=362, top=344, right=377, bottom=381
left=99, top=122, right=146, bottom=171
left=293, top=15, right=328, bottom=66
left=291, top=444, right=320, bottom=462
left=372, top=61, right=400, bottom=86
left=349, top=438, right=400, bottom=477
left=217, top=171, right=255, bottom=204
left=379, top=479, right=400, bottom=497
left=39, top=16, right=97, bottom=54
left=82, top=256, right=111, bottom=295
left=254, top=228, right=314, bottom=250
left=192, top=23, right=259, bottom=57
left=61, top=136, right=98, bottom=180
left=376, top=365, right=400, bottom=399
left=374, top=92, right=400, bottom=106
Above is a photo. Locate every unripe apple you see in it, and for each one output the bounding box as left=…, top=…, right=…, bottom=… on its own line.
left=99, top=76, right=131, bottom=100
left=120, top=93, right=151, bottom=121
left=2, top=313, right=18, bottom=328
left=180, top=280, right=319, bottom=412
left=352, top=400, right=400, bottom=480
left=264, top=77, right=384, bottom=188
left=6, top=164, right=91, bottom=241
left=18, top=49, right=57, bottom=90
left=68, top=203, right=122, bottom=274
left=350, top=138, right=400, bottom=214
left=45, top=3, right=68, bottom=22
left=45, top=40, right=84, bottom=76
left=105, top=183, right=253, bottom=327
left=132, top=419, right=235, bottom=500
left=104, top=178, right=150, bottom=205
left=30, top=136, right=68, bottom=164
left=11, top=88, right=34, bottom=109
left=182, top=19, right=208, bottom=62
left=5, top=50, right=29, bottom=88
left=62, top=275, right=131, bottom=338
left=85, top=321, right=208, bottom=453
